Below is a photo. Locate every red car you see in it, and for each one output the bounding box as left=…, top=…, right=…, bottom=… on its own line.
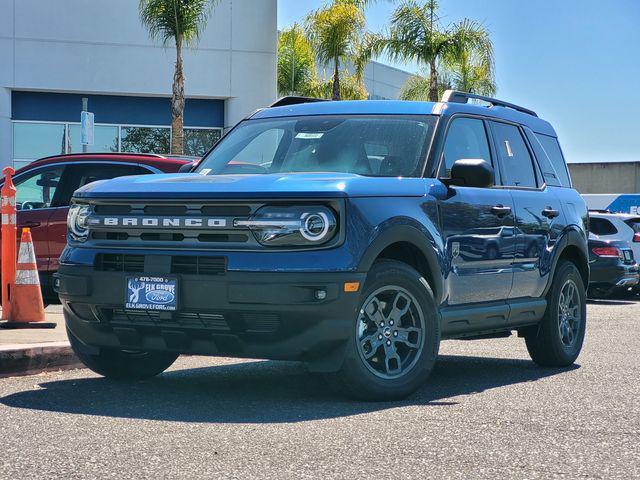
left=1, top=153, right=190, bottom=301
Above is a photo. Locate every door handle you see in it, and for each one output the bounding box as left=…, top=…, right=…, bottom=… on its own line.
left=490, top=205, right=512, bottom=217
left=541, top=207, right=559, bottom=219
left=18, top=221, right=41, bottom=228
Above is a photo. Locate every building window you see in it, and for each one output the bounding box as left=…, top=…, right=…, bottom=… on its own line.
left=13, top=122, right=66, bottom=168
left=121, top=126, right=171, bottom=155
left=184, top=128, right=222, bottom=156
left=12, top=122, right=222, bottom=167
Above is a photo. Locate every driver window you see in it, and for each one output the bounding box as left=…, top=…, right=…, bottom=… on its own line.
left=441, top=117, right=491, bottom=178
left=15, top=166, right=64, bottom=210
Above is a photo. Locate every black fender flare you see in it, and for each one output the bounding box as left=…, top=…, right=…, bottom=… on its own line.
left=543, top=226, right=589, bottom=295
left=357, top=224, right=444, bottom=303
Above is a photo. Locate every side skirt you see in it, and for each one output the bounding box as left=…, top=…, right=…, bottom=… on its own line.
left=440, top=297, right=547, bottom=340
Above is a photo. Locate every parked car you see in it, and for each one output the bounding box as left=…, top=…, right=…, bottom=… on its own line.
left=57, top=92, right=589, bottom=400
left=587, top=235, right=639, bottom=298
left=0, top=153, right=189, bottom=301
left=588, top=210, right=640, bottom=261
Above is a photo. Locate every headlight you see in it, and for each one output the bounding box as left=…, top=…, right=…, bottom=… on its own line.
left=235, top=205, right=337, bottom=246
left=67, top=203, right=90, bottom=241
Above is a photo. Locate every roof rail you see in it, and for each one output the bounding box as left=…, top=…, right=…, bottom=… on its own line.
left=270, top=96, right=328, bottom=108
left=441, top=90, right=538, bottom=117
left=35, top=152, right=167, bottom=162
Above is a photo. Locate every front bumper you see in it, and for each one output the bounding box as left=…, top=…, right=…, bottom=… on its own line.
left=55, top=265, right=366, bottom=371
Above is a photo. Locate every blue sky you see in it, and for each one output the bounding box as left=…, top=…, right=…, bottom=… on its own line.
left=278, top=0, right=640, bottom=164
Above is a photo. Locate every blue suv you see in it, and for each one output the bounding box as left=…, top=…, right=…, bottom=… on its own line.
left=56, top=91, right=589, bottom=400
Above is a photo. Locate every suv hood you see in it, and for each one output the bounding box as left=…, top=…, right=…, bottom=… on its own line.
left=74, top=172, right=430, bottom=199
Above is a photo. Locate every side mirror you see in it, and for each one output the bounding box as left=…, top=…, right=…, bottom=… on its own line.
left=178, top=162, right=195, bottom=173
left=450, top=159, right=494, bottom=188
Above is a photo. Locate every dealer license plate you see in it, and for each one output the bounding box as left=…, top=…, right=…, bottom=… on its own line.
left=125, top=276, right=178, bottom=311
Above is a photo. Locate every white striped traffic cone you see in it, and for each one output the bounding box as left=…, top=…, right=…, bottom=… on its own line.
left=0, top=228, right=54, bottom=329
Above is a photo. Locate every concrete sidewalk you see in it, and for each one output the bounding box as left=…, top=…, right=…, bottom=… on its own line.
left=0, top=305, right=82, bottom=377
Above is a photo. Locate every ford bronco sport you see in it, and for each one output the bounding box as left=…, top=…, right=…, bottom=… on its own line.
left=56, top=91, right=589, bottom=400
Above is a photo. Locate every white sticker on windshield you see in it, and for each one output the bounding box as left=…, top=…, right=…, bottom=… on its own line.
left=199, top=169, right=212, bottom=175
left=295, top=132, right=324, bottom=139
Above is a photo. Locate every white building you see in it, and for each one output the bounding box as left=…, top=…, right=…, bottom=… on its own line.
left=0, top=0, right=278, bottom=169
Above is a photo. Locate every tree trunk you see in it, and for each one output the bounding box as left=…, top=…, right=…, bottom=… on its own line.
left=332, top=57, right=341, bottom=101
left=171, top=35, right=185, bottom=155
left=428, top=60, right=439, bottom=102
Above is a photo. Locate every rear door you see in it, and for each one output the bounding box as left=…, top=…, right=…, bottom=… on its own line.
left=47, top=162, right=155, bottom=270
left=438, top=116, right=516, bottom=305
left=489, top=121, right=563, bottom=299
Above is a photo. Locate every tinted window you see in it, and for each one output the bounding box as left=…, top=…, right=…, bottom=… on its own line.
left=523, top=129, right=561, bottom=187
left=441, top=117, right=491, bottom=177
left=14, top=166, right=64, bottom=210
left=589, top=217, right=618, bottom=235
left=196, top=116, right=437, bottom=177
left=536, top=134, right=571, bottom=187
left=57, top=163, right=152, bottom=205
left=624, top=218, right=640, bottom=233
left=491, top=122, right=537, bottom=188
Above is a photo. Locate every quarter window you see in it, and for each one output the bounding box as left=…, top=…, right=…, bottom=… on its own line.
left=441, top=117, right=492, bottom=178
left=491, top=122, right=537, bottom=188
left=535, top=134, right=571, bottom=187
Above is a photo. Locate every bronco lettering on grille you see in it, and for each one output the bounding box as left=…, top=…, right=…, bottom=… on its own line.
left=91, top=217, right=227, bottom=228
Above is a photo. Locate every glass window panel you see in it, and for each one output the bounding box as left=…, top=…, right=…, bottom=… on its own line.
left=120, top=127, right=170, bottom=154
left=14, top=166, right=64, bottom=210
left=441, top=117, right=492, bottom=178
left=13, top=122, right=66, bottom=160
left=184, top=128, right=222, bottom=157
left=68, top=124, right=119, bottom=153
left=491, top=122, right=537, bottom=188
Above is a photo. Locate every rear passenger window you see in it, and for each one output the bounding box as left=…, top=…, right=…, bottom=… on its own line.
left=589, top=217, right=618, bottom=235
left=491, top=122, right=537, bottom=188
left=441, top=117, right=492, bottom=178
left=523, top=129, right=561, bottom=187
left=536, top=134, right=571, bottom=187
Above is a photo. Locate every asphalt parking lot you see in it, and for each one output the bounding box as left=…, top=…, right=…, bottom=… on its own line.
left=0, top=300, right=638, bottom=479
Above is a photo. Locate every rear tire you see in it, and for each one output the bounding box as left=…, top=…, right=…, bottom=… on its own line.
left=333, top=260, right=440, bottom=401
left=525, top=260, right=586, bottom=367
left=67, top=327, right=179, bottom=380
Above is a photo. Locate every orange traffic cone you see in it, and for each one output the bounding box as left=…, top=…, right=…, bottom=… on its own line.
left=0, top=228, right=55, bottom=329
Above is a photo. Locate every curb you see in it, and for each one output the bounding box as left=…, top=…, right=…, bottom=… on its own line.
left=0, top=342, right=83, bottom=378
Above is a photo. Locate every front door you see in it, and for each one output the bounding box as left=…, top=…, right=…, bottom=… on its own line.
left=13, top=165, right=65, bottom=270
left=438, top=116, right=515, bottom=305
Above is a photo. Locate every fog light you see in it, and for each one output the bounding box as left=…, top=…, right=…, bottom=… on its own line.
left=315, top=289, right=327, bottom=300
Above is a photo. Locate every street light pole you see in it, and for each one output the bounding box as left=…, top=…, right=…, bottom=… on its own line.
left=82, top=97, right=88, bottom=153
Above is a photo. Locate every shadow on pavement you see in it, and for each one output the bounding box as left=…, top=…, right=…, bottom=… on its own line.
left=587, top=298, right=637, bottom=305
left=0, top=355, right=577, bottom=423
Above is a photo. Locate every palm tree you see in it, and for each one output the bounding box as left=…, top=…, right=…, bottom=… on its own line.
left=305, top=1, right=366, bottom=100
left=444, top=47, right=496, bottom=96
left=139, top=0, right=217, bottom=154
left=277, top=24, right=317, bottom=97
left=371, top=0, right=494, bottom=102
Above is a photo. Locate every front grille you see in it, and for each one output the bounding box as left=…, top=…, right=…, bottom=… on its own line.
left=101, top=308, right=281, bottom=334
left=84, top=201, right=262, bottom=249
left=96, top=254, right=145, bottom=272
left=170, top=256, right=227, bottom=275
left=95, top=254, right=227, bottom=275
left=107, top=308, right=230, bottom=330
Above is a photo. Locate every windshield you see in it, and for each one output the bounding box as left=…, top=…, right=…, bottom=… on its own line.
left=195, top=115, right=437, bottom=177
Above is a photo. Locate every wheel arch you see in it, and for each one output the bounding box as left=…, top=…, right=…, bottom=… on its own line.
left=545, top=227, right=589, bottom=294
left=358, top=225, right=444, bottom=304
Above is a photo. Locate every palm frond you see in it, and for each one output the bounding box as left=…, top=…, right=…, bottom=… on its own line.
left=139, top=0, right=217, bottom=46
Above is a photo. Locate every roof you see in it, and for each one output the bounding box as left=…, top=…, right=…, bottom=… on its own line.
left=15, top=152, right=191, bottom=175
left=251, top=99, right=557, bottom=137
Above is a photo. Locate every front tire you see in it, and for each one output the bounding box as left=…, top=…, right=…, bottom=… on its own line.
left=525, top=260, right=586, bottom=367
left=67, top=328, right=179, bottom=380
left=334, top=260, right=440, bottom=401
